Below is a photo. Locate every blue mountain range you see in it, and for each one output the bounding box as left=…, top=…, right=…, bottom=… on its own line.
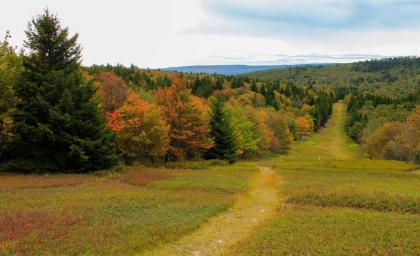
left=162, top=64, right=327, bottom=76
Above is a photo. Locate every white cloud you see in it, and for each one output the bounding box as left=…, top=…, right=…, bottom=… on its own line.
left=0, top=0, right=419, bottom=68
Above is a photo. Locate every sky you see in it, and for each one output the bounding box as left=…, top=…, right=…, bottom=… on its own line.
left=1, top=0, right=420, bottom=68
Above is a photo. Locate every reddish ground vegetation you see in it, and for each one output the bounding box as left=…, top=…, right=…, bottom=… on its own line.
left=120, top=167, right=173, bottom=187
left=0, top=211, right=84, bottom=242
left=0, top=174, right=92, bottom=191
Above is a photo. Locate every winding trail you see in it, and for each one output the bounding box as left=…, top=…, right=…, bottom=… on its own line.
left=143, top=166, right=281, bottom=256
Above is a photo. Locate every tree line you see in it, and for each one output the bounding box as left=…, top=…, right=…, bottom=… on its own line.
left=345, top=90, right=420, bottom=162
left=0, top=10, right=334, bottom=172
left=351, top=56, right=420, bottom=73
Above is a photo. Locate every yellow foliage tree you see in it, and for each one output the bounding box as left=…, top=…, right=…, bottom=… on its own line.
left=295, top=115, right=313, bottom=139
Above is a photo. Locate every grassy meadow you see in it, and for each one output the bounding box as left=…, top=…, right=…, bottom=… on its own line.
left=0, top=163, right=257, bottom=255
left=233, top=102, right=420, bottom=255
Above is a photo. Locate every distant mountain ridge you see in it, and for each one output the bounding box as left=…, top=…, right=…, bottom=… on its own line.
left=162, top=64, right=328, bottom=75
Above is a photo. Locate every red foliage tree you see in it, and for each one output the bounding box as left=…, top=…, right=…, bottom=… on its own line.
left=97, top=71, right=129, bottom=113
left=156, top=76, right=212, bottom=160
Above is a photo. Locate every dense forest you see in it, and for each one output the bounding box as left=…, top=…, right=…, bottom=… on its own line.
left=246, top=57, right=420, bottom=98
left=345, top=92, right=420, bottom=161
left=247, top=58, right=420, bottom=162
left=0, top=11, right=334, bottom=172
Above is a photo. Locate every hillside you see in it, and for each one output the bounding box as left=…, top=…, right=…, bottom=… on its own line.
left=245, top=57, right=420, bottom=97
left=162, top=64, right=328, bottom=76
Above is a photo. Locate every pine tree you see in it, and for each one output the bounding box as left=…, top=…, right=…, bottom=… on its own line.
left=11, top=10, right=117, bottom=171
left=207, top=97, right=238, bottom=164
left=214, top=78, right=223, bottom=91
left=250, top=82, right=258, bottom=92
left=192, top=76, right=213, bottom=98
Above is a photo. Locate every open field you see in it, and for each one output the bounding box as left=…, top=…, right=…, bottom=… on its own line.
left=233, top=102, right=420, bottom=255
left=0, top=164, right=257, bottom=255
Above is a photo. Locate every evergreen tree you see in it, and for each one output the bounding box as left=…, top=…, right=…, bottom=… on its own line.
left=192, top=76, right=213, bottom=98
left=214, top=77, right=224, bottom=91
left=312, top=91, right=333, bottom=130
left=11, top=10, right=117, bottom=171
left=207, top=97, right=238, bottom=163
left=250, top=82, right=258, bottom=92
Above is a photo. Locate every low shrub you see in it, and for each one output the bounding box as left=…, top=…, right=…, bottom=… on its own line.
left=165, top=159, right=229, bottom=169
left=289, top=192, right=420, bottom=214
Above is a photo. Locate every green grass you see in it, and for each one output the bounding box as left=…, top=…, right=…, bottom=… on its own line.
left=234, top=205, right=420, bottom=255
left=0, top=163, right=257, bottom=255
left=164, top=159, right=229, bottom=170
left=235, top=102, right=420, bottom=255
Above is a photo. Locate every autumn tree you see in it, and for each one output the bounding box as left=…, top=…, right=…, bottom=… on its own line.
left=108, top=93, right=169, bottom=163
left=0, top=31, right=21, bottom=160
left=226, top=103, right=258, bottom=158
left=96, top=71, right=129, bottom=113
left=364, top=122, right=404, bottom=159
left=156, top=76, right=212, bottom=160
left=11, top=10, right=117, bottom=171
left=401, top=107, right=420, bottom=162
left=295, top=115, right=314, bottom=139
left=246, top=108, right=271, bottom=157
left=267, top=110, right=293, bottom=153
left=366, top=107, right=420, bottom=162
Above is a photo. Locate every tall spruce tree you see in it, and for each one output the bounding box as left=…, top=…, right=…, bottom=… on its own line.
left=207, top=97, right=238, bottom=164
left=12, top=10, right=117, bottom=171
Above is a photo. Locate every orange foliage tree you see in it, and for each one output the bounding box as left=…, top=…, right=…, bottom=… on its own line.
left=295, top=115, right=313, bottom=139
left=156, top=76, right=212, bottom=160
left=364, top=122, right=404, bottom=160
left=267, top=110, right=294, bottom=153
left=403, top=107, right=420, bottom=161
left=97, top=71, right=129, bottom=113
left=108, top=93, right=169, bottom=163
left=364, top=107, right=420, bottom=162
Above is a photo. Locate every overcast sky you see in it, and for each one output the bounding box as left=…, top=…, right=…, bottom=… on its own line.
left=2, top=0, right=420, bottom=68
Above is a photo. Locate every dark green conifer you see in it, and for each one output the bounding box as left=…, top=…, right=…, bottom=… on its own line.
left=12, top=10, right=117, bottom=172
left=207, top=97, right=238, bottom=164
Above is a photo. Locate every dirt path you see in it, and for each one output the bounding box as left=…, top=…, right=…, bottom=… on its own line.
left=143, top=166, right=281, bottom=256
